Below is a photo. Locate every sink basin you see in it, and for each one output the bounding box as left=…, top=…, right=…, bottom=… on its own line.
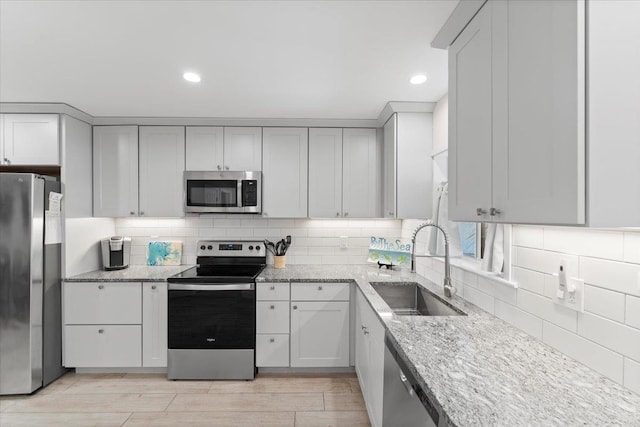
left=370, top=282, right=466, bottom=316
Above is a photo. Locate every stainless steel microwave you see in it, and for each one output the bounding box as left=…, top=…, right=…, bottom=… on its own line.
left=184, top=171, right=261, bottom=214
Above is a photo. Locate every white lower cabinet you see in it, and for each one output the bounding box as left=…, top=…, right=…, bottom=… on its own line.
left=63, top=281, right=168, bottom=369
left=290, top=282, right=350, bottom=368
left=256, top=282, right=290, bottom=367
left=64, top=325, right=141, bottom=368
left=142, top=282, right=168, bottom=367
left=355, top=289, right=384, bottom=427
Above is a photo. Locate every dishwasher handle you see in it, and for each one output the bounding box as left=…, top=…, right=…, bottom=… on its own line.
left=399, top=370, right=416, bottom=397
left=168, top=283, right=254, bottom=291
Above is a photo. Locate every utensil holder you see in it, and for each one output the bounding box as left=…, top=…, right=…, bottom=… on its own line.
left=274, top=255, right=286, bottom=269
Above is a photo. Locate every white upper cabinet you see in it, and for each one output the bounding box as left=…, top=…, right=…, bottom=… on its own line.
left=93, top=126, right=139, bottom=217
left=139, top=126, right=185, bottom=217
left=448, top=0, right=586, bottom=224
left=2, top=114, right=59, bottom=165
left=309, top=128, right=343, bottom=218
left=383, top=113, right=433, bottom=219
left=185, top=126, right=224, bottom=170
left=185, top=126, right=262, bottom=171
left=223, top=127, right=262, bottom=171
left=342, top=128, right=380, bottom=218
left=262, top=127, right=308, bottom=218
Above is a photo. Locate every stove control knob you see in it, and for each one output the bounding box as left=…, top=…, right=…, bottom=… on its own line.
left=200, top=245, right=206, bottom=250
left=256, top=245, right=261, bottom=251
left=249, top=245, right=254, bottom=250
left=207, top=245, right=213, bottom=250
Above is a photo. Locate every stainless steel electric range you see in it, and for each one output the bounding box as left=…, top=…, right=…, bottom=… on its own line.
left=166, top=240, right=266, bottom=380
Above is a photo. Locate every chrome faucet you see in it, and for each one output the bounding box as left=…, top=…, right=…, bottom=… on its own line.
left=410, top=222, right=456, bottom=298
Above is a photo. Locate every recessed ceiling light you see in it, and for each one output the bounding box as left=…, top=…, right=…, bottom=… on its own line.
left=410, top=74, right=427, bottom=85
left=183, top=72, right=201, bottom=83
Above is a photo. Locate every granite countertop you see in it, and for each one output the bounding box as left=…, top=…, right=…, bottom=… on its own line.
left=64, top=265, right=194, bottom=282
left=259, top=264, right=640, bottom=427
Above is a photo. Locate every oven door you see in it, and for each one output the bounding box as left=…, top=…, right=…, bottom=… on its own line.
left=168, top=283, right=255, bottom=350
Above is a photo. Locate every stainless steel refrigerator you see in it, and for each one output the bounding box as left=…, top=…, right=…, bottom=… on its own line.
left=0, top=173, right=66, bottom=395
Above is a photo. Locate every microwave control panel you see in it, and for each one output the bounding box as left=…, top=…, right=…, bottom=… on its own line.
left=242, top=180, right=258, bottom=207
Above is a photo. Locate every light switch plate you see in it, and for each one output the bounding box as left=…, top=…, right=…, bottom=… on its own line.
left=339, top=236, right=348, bottom=249
left=552, top=273, right=584, bottom=312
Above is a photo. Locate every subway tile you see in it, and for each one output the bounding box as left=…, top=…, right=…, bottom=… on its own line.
left=241, top=219, right=269, bottom=228
left=580, top=257, right=640, bottom=297
left=517, top=290, right=577, bottom=332
left=624, top=357, right=640, bottom=395
left=542, top=321, right=624, bottom=383
left=280, top=228, right=308, bottom=238
left=512, top=267, right=546, bottom=296
left=198, top=228, right=226, bottom=237
left=451, top=266, right=479, bottom=288
left=512, top=225, right=544, bottom=249
left=225, top=228, right=254, bottom=238
left=578, top=312, right=640, bottom=361
left=514, top=247, right=579, bottom=276
left=583, top=285, right=625, bottom=323
left=213, top=219, right=242, bottom=227
left=462, top=286, right=495, bottom=314
left=268, top=219, right=296, bottom=228
left=626, top=295, right=640, bottom=329
left=623, top=232, right=640, bottom=264
left=543, top=227, right=623, bottom=260
left=494, top=300, right=543, bottom=339
left=477, top=276, right=517, bottom=305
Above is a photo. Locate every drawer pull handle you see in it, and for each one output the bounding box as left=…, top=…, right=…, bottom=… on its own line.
left=270, top=338, right=275, bottom=343
left=151, top=285, right=157, bottom=290
left=98, top=329, right=105, bottom=334
left=98, top=284, right=104, bottom=290
left=292, top=305, right=298, bottom=310
left=270, top=286, right=275, bottom=290
left=130, top=211, right=136, bottom=215
left=318, top=286, right=323, bottom=291
left=270, top=305, right=275, bottom=309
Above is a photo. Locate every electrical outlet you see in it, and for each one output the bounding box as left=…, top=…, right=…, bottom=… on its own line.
left=552, top=273, right=584, bottom=312
left=339, top=236, right=348, bottom=249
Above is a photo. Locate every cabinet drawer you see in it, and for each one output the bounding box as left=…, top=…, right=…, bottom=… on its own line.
left=256, top=301, right=289, bottom=334
left=291, top=282, right=350, bottom=301
left=64, top=282, right=142, bottom=325
left=64, top=325, right=141, bottom=367
left=256, top=334, right=290, bottom=367
left=257, top=282, right=290, bottom=301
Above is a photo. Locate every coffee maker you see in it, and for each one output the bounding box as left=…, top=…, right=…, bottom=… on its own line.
left=101, top=236, right=132, bottom=270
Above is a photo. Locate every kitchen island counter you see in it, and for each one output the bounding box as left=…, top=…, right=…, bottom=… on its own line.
left=258, top=264, right=640, bottom=427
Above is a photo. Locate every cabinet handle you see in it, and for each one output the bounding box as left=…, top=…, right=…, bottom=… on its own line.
left=476, top=208, right=487, bottom=216
left=4, top=158, right=10, bottom=165
left=292, top=305, right=298, bottom=310
left=130, top=211, right=136, bottom=216
left=270, top=285, right=275, bottom=290
left=336, top=212, right=340, bottom=217
left=361, top=325, right=367, bottom=330
left=98, top=284, right=104, bottom=290
left=98, top=329, right=105, bottom=334
left=217, top=165, right=222, bottom=170
left=389, top=212, right=394, bottom=216
left=318, top=286, right=323, bottom=291
left=151, top=285, right=157, bottom=290
left=344, top=212, right=349, bottom=217
left=270, top=305, right=275, bottom=309
left=363, top=327, right=369, bottom=335
left=270, top=338, right=275, bottom=343
left=490, top=207, right=501, bottom=216
left=224, top=165, right=229, bottom=170
left=140, top=211, right=145, bottom=216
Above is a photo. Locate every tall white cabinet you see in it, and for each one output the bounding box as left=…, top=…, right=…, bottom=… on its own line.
left=1, top=114, right=59, bottom=165
left=139, top=126, right=185, bottom=217
left=93, top=126, right=139, bottom=217
left=262, top=128, right=308, bottom=218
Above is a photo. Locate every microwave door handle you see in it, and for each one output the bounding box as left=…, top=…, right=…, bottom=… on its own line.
left=168, top=283, right=255, bottom=291
left=237, top=180, right=243, bottom=207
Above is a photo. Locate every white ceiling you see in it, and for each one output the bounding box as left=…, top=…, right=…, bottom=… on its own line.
left=0, top=0, right=456, bottom=119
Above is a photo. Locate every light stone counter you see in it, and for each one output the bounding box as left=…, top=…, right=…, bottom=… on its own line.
left=258, top=264, right=640, bottom=427
left=64, top=265, right=194, bottom=282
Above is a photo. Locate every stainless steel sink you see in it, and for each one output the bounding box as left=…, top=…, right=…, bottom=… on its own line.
left=370, top=282, right=466, bottom=316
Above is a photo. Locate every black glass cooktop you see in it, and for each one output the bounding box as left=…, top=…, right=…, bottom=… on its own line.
left=167, top=264, right=265, bottom=284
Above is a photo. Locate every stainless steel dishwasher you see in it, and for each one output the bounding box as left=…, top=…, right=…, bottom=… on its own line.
left=383, top=335, right=439, bottom=427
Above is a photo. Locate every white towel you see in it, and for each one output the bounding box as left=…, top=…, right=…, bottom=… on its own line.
left=481, top=223, right=504, bottom=273
left=436, top=183, right=462, bottom=257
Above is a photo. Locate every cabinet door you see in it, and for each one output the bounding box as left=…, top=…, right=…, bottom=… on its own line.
left=142, top=282, right=167, bottom=367
left=308, top=128, right=343, bottom=218
left=262, top=128, right=308, bottom=218
left=185, top=126, right=224, bottom=171
left=64, top=325, right=141, bottom=367
left=2, top=114, right=59, bottom=165
left=139, top=126, right=185, bottom=217
left=382, top=115, right=397, bottom=218
left=491, top=0, right=585, bottom=224
left=366, top=301, right=385, bottom=427
left=290, top=301, right=349, bottom=367
left=223, top=127, right=262, bottom=171
left=342, top=129, right=379, bottom=218
left=355, top=292, right=369, bottom=392
left=448, top=2, right=493, bottom=221
left=93, top=126, right=139, bottom=217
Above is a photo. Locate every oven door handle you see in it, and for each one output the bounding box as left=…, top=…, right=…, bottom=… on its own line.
left=168, top=283, right=255, bottom=291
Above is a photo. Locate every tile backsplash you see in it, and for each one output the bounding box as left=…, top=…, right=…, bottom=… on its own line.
left=115, top=217, right=402, bottom=266
left=412, top=223, right=640, bottom=395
